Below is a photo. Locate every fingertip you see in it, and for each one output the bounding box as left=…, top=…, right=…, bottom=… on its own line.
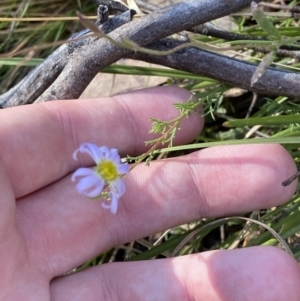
left=247, top=144, right=297, bottom=206
left=266, top=247, right=300, bottom=287
left=177, top=247, right=300, bottom=300
left=194, top=143, right=298, bottom=215
left=206, top=247, right=300, bottom=300
left=276, top=144, right=298, bottom=194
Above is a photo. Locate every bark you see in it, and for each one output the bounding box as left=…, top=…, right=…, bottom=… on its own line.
left=5, top=0, right=298, bottom=108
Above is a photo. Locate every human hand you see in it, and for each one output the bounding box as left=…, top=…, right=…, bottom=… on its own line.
left=1, top=87, right=299, bottom=300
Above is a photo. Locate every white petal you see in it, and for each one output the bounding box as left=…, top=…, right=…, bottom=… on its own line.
left=83, top=184, right=104, bottom=198
left=76, top=174, right=104, bottom=196
left=99, top=146, right=110, bottom=158
left=73, top=149, right=80, bottom=161
left=107, top=148, right=120, bottom=162
left=102, top=202, right=111, bottom=209
left=117, top=163, right=129, bottom=175
left=76, top=143, right=104, bottom=163
left=76, top=174, right=99, bottom=191
left=111, top=178, right=126, bottom=196
left=110, top=193, right=119, bottom=214
left=71, top=168, right=95, bottom=181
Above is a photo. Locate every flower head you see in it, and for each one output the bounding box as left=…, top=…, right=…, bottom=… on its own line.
left=72, top=143, right=129, bottom=214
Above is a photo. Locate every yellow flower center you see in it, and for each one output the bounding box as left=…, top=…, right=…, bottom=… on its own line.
left=97, top=160, right=118, bottom=181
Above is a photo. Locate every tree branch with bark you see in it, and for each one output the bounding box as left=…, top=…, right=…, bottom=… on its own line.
left=2, top=0, right=299, bottom=108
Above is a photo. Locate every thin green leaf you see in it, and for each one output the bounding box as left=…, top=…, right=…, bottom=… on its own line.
left=224, top=114, right=300, bottom=127
left=251, top=1, right=281, bottom=40
left=158, top=137, right=300, bottom=154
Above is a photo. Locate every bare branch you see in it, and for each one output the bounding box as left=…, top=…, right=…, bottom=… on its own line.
left=127, top=38, right=300, bottom=98
left=0, top=9, right=135, bottom=108
left=8, top=0, right=297, bottom=108
left=36, top=0, right=260, bottom=102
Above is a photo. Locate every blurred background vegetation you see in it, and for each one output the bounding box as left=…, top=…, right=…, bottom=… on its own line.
left=1, top=0, right=300, bottom=271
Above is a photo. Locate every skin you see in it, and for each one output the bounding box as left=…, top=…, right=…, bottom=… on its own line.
left=0, top=86, right=300, bottom=300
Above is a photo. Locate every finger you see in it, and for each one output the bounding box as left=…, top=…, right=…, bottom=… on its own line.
left=50, top=246, right=300, bottom=301
left=0, top=87, right=202, bottom=198
left=0, top=160, right=43, bottom=301
left=17, top=144, right=297, bottom=277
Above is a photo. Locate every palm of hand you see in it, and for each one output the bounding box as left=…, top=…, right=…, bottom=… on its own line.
left=1, top=87, right=300, bottom=301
